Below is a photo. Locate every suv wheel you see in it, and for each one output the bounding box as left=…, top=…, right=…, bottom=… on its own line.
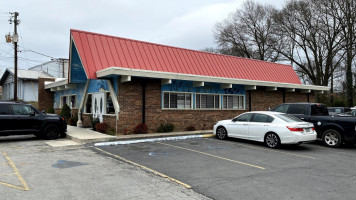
left=44, top=125, right=60, bottom=140
left=322, top=129, right=342, bottom=148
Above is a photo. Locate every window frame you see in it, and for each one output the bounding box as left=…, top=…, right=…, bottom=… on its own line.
left=222, top=94, right=245, bottom=110
left=162, top=91, right=193, bottom=110
left=195, top=93, right=220, bottom=110
left=60, top=94, right=77, bottom=109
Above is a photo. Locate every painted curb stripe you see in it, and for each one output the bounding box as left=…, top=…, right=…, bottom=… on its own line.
left=94, top=147, right=192, bottom=189
left=94, top=135, right=209, bottom=147
left=0, top=152, right=29, bottom=191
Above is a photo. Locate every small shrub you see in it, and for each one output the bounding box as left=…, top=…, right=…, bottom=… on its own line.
left=59, top=104, right=71, bottom=121
left=73, top=113, right=78, bottom=123
left=67, top=118, right=76, bottom=126
left=185, top=125, right=196, bottom=131
left=134, top=123, right=148, bottom=134
left=95, top=122, right=108, bottom=133
left=90, top=117, right=100, bottom=131
left=157, top=123, right=175, bottom=133
left=46, top=108, right=55, bottom=114
left=107, top=128, right=116, bottom=136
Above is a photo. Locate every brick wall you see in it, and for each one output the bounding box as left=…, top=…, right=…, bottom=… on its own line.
left=38, top=77, right=55, bottom=112
left=113, top=78, right=315, bottom=135
left=82, top=114, right=92, bottom=128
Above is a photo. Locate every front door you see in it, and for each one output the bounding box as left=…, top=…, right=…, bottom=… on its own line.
left=92, top=93, right=105, bottom=122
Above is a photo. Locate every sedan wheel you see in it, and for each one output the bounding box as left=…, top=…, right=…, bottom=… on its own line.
left=322, top=129, right=342, bottom=148
left=265, top=133, right=280, bottom=148
left=216, top=127, right=228, bottom=140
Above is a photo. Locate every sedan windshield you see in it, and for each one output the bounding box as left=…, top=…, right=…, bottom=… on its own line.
left=275, top=114, right=304, bottom=122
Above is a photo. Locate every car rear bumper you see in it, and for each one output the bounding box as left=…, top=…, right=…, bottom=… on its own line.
left=281, top=132, right=317, bottom=144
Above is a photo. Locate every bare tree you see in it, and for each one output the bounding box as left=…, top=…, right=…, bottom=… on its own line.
left=214, top=1, right=282, bottom=62
left=327, top=0, right=356, bottom=106
left=273, top=0, right=344, bottom=86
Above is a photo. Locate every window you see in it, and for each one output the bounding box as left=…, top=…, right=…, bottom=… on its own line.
left=196, top=94, right=219, bottom=109
left=276, top=114, right=304, bottom=122
left=11, top=105, right=32, bottom=115
left=289, top=105, right=306, bottom=115
left=252, top=114, right=274, bottom=123
left=85, top=94, right=92, bottom=113
left=0, top=104, right=11, bottom=115
left=273, top=104, right=289, bottom=113
left=222, top=95, right=244, bottom=109
left=235, top=113, right=253, bottom=122
left=163, top=92, right=192, bottom=109
left=106, top=93, right=115, bottom=114
left=61, top=95, right=77, bottom=109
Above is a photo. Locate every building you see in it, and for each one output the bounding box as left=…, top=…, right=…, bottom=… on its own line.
left=0, top=68, right=52, bottom=102
left=29, top=58, right=69, bottom=78
left=42, top=29, right=330, bottom=134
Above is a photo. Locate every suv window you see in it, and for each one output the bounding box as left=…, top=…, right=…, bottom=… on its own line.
left=0, top=104, right=11, bottom=115
left=235, top=113, right=253, bottom=122
left=252, top=114, right=274, bottom=123
left=289, top=105, right=307, bottom=115
left=11, top=105, right=33, bottom=115
left=273, top=105, right=289, bottom=113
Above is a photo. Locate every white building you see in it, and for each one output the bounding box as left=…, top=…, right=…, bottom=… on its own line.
left=29, top=58, right=69, bottom=78
left=0, top=69, right=52, bottom=101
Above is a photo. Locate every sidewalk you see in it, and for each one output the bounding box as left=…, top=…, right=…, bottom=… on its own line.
left=66, top=125, right=214, bottom=144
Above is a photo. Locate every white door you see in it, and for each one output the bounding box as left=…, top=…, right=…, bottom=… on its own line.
left=92, top=93, right=105, bottom=122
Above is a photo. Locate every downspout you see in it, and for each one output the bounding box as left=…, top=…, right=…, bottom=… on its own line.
left=142, top=81, right=146, bottom=124
left=106, top=79, right=120, bottom=135
left=77, top=79, right=90, bottom=127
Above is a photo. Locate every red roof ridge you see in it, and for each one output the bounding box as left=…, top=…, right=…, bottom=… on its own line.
left=70, top=29, right=293, bottom=69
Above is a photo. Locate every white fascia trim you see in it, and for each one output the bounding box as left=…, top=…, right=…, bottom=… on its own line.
left=44, top=78, right=68, bottom=89
left=96, top=67, right=330, bottom=92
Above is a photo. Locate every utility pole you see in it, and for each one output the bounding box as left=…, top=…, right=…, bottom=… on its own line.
left=7, top=12, right=20, bottom=101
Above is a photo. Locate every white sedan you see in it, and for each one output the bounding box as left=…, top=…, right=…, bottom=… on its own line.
left=213, top=111, right=316, bottom=148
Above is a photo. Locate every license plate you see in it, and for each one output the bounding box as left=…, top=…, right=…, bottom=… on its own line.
left=304, top=128, right=311, bottom=133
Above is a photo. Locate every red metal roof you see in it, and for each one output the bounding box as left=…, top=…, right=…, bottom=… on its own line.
left=71, top=29, right=302, bottom=84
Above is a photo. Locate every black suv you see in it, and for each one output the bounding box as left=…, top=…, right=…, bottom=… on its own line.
left=0, top=102, right=67, bottom=139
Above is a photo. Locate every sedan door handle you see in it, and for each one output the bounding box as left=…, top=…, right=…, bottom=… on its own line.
left=300, top=118, right=305, bottom=120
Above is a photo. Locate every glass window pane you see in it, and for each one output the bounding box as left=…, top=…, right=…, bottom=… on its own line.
left=177, top=93, right=185, bottom=109
left=185, top=94, right=191, bottom=108
left=86, top=94, right=92, bottom=113
left=196, top=94, right=200, bottom=108
left=0, top=104, right=10, bottom=115
left=239, top=96, right=243, bottom=109
left=164, top=93, right=169, bottom=108
left=11, top=105, right=31, bottom=115
left=233, top=96, right=238, bottom=109
left=201, top=95, right=207, bottom=108
left=106, top=93, right=115, bottom=114
left=71, top=95, right=76, bottom=108
left=223, top=96, right=227, bottom=109
left=215, top=95, right=219, bottom=109
left=228, top=96, right=233, bottom=109
left=170, top=93, right=177, bottom=108
left=206, top=95, right=214, bottom=108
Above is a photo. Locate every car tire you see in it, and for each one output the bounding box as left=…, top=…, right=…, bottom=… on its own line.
left=44, top=125, right=60, bottom=140
left=265, top=132, right=281, bottom=148
left=216, top=127, right=228, bottom=140
left=322, top=129, right=342, bottom=148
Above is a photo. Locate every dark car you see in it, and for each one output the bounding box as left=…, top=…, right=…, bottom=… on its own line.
left=0, top=102, right=67, bottom=139
left=272, top=103, right=356, bottom=147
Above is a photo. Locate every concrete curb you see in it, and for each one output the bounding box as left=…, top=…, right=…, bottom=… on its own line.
left=66, top=125, right=214, bottom=144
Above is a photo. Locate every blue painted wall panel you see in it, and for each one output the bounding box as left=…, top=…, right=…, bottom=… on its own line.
left=70, top=42, right=87, bottom=84
left=87, top=79, right=109, bottom=93
left=54, top=84, right=85, bottom=108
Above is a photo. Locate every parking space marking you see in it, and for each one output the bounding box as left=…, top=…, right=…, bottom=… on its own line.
left=211, top=139, right=316, bottom=160
left=157, top=142, right=265, bottom=170
left=94, top=147, right=192, bottom=189
left=0, top=152, right=29, bottom=191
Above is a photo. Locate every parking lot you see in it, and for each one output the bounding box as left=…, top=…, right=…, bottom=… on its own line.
left=95, top=137, right=356, bottom=200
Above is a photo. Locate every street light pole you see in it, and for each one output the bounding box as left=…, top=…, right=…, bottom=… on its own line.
left=12, top=12, right=19, bottom=101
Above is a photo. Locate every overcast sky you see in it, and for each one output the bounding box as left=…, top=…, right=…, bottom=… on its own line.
left=0, top=0, right=286, bottom=71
